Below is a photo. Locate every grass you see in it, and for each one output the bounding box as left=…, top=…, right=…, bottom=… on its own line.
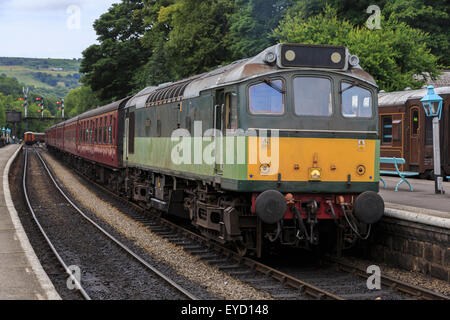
left=0, top=64, right=81, bottom=96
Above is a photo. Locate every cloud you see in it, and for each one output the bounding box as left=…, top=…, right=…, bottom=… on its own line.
left=1, top=0, right=92, bottom=12
left=0, top=0, right=120, bottom=58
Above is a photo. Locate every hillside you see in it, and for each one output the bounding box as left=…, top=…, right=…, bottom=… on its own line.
left=0, top=57, right=82, bottom=97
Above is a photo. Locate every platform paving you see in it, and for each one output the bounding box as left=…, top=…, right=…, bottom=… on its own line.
left=379, top=176, right=450, bottom=216
left=0, top=145, right=60, bottom=300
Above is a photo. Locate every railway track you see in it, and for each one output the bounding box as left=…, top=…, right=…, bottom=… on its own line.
left=42, top=148, right=450, bottom=301
left=24, top=148, right=197, bottom=300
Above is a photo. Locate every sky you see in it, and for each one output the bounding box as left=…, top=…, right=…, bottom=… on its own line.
left=0, top=0, right=119, bottom=59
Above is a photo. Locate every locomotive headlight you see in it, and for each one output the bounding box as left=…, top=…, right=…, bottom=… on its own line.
left=331, top=52, right=342, bottom=64
left=285, top=50, right=296, bottom=62
left=309, top=168, right=322, bottom=181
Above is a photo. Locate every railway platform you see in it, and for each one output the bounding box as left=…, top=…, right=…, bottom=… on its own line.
left=0, top=144, right=60, bottom=300
left=380, top=176, right=450, bottom=216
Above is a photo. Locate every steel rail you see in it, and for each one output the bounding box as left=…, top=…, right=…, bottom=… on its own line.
left=61, top=155, right=342, bottom=300
left=23, top=149, right=91, bottom=300
left=35, top=150, right=198, bottom=301
left=324, top=257, right=449, bottom=301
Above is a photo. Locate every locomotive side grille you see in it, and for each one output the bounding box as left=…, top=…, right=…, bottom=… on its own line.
left=146, top=80, right=195, bottom=107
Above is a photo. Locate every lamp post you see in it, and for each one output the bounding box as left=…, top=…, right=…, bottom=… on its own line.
left=420, top=86, right=444, bottom=194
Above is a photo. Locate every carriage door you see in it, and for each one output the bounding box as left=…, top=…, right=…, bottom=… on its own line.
left=125, top=109, right=135, bottom=161
left=214, top=90, right=225, bottom=175
left=409, top=107, right=420, bottom=165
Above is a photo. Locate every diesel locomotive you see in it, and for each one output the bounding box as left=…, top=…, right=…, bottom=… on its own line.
left=46, top=43, right=385, bottom=257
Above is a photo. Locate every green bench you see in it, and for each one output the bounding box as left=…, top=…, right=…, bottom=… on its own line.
left=380, top=157, right=419, bottom=192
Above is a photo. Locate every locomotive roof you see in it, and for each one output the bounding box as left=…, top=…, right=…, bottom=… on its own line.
left=47, top=43, right=377, bottom=132
left=126, top=43, right=377, bottom=110
left=379, top=86, right=450, bottom=107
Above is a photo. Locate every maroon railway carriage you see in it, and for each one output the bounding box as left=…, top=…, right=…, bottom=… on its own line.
left=46, top=98, right=128, bottom=170
left=378, top=86, right=450, bottom=178
left=75, top=99, right=127, bottom=169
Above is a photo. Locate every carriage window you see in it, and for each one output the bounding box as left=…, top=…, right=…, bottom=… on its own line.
left=393, top=119, right=402, bottom=143
left=249, top=80, right=284, bottom=115
left=95, top=119, right=98, bottom=143
left=109, top=116, right=112, bottom=145
left=90, top=121, right=93, bottom=143
left=294, top=77, right=332, bottom=117
left=341, top=83, right=373, bottom=118
left=412, top=109, right=419, bottom=135
left=100, top=118, right=104, bottom=144
left=382, top=116, right=393, bottom=144
left=112, top=118, right=115, bottom=145
left=104, top=116, right=108, bottom=144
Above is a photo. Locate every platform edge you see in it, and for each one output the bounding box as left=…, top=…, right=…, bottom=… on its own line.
left=2, top=145, right=61, bottom=300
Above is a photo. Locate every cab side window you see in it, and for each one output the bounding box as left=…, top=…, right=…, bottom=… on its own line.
left=249, top=80, right=284, bottom=115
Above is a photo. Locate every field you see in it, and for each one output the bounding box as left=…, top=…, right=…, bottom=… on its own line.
left=0, top=57, right=81, bottom=97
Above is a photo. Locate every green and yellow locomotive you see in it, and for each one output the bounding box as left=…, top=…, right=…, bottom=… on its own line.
left=47, top=43, right=384, bottom=256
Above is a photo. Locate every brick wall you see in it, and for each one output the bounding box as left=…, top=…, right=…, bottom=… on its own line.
left=370, top=217, right=450, bottom=282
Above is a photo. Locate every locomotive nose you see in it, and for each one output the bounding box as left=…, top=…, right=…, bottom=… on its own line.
left=255, top=190, right=287, bottom=224
left=354, top=191, right=385, bottom=224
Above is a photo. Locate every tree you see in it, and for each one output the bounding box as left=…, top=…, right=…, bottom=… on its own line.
left=228, top=0, right=294, bottom=59
left=273, top=5, right=442, bottom=91
left=64, top=86, right=100, bottom=117
left=0, top=75, right=23, bottom=96
left=80, top=0, right=148, bottom=103
left=133, top=0, right=176, bottom=88
left=287, top=0, right=449, bottom=67
left=151, top=0, right=236, bottom=79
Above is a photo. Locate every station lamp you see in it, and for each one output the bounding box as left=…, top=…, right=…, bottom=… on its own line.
left=420, top=86, right=443, bottom=120
left=420, top=86, right=445, bottom=194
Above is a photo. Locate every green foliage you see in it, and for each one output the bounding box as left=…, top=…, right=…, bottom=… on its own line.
left=80, top=0, right=148, bottom=103
left=80, top=0, right=447, bottom=99
left=0, top=57, right=82, bottom=97
left=228, top=0, right=294, bottom=59
left=64, top=86, right=100, bottom=118
left=0, top=57, right=81, bottom=72
left=286, top=0, right=449, bottom=67
left=153, top=0, right=235, bottom=79
left=0, top=75, right=23, bottom=96
left=0, top=73, right=67, bottom=137
left=273, top=5, right=442, bottom=91
left=133, top=0, right=176, bottom=88
left=31, top=72, right=81, bottom=89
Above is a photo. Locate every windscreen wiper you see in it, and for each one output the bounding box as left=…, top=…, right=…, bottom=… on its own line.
left=339, top=81, right=359, bottom=94
left=263, top=78, right=285, bottom=94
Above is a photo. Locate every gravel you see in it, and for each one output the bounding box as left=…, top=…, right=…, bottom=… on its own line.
left=26, top=150, right=187, bottom=300
left=41, top=150, right=272, bottom=300
left=339, top=256, right=450, bottom=297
